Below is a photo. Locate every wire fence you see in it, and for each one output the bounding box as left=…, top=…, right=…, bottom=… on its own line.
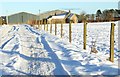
left=34, top=21, right=118, bottom=62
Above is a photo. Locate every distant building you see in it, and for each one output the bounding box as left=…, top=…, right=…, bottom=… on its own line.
left=47, top=12, right=78, bottom=24
left=8, top=12, right=38, bottom=24
left=0, top=16, right=7, bottom=25
left=0, top=17, right=2, bottom=25
left=38, top=10, right=66, bottom=20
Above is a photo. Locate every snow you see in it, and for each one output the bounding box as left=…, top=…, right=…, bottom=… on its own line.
left=52, top=15, right=66, bottom=19
left=48, top=15, right=66, bottom=21
left=0, top=21, right=119, bottom=75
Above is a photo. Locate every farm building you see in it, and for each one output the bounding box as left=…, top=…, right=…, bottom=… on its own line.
left=47, top=11, right=78, bottom=24
left=8, top=12, right=38, bottom=24
left=0, top=16, right=7, bottom=25
left=0, top=17, right=2, bottom=25
left=39, top=10, right=66, bottom=20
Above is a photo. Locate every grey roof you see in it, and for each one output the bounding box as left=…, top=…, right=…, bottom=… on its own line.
left=46, top=12, right=74, bottom=19
left=8, top=12, right=37, bottom=17
left=38, top=10, right=67, bottom=20
left=55, top=12, right=69, bottom=16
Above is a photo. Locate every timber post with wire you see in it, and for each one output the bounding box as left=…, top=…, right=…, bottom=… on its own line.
left=41, top=20, right=42, bottom=30
left=61, top=21, right=63, bottom=38
left=39, top=20, right=42, bottom=30
left=83, top=21, right=87, bottom=50
left=46, top=20, right=48, bottom=31
left=39, top=10, right=40, bottom=30
left=69, top=20, right=72, bottom=43
left=55, top=21, right=57, bottom=35
left=109, top=23, right=115, bottom=62
left=50, top=20, right=52, bottom=33
left=44, top=20, right=46, bottom=31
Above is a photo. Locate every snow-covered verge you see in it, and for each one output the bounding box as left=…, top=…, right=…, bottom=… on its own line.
left=0, top=21, right=119, bottom=75
left=0, top=24, right=68, bottom=75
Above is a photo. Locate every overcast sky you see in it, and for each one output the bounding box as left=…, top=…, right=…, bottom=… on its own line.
left=0, top=0, right=119, bottom=16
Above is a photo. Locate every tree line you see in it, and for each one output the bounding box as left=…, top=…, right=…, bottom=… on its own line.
left=77, top=9, right=120, bottom=22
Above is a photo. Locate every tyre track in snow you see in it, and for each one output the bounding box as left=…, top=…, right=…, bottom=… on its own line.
left=0, top=25, right=20, bottom=50
left=0, top=25, right=24, bottom=75
left=41, top=36, right=69, bottom=75
left=15, top=25, right=56, bottom=75
left=0, top=35, right=15, bottom=49
left=0, top=25, right=69, bottom=75
left=20, top=25, right=69, bottom=75
left=0, top=25, right=45, bottom=75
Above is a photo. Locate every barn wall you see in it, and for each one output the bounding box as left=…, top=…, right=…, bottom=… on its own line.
left=8, top=12, right=38, bottom=24
left=8, top=13, right=21, bottom=24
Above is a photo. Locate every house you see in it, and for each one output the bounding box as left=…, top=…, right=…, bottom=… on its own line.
left=66, top=13, right=78, bottom=23
left=38, top=10, right=66, bottom=20
left=47, top=14, right=66, bottom=23
left=47, top=11, right=78, bottom=24
left=8, top=12, right=38, bottom=24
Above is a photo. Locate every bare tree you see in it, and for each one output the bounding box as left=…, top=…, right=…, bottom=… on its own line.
left=91, top=14, right=95, bottom=22
left=80, top=11, right=86, bottom=22
left=96, top=9, right=102, bottom=22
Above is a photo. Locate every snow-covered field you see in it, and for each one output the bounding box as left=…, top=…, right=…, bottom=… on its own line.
left=0, top=21, right=119, bottom=75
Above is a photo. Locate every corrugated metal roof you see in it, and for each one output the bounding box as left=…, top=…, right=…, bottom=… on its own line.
left=8, top=12, right=37, bottom=17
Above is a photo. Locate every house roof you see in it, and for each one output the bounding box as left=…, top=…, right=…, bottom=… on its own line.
left=55, top=12, right=69, bottom=16
left=38, top=10, right=67, bottom=20
left=52, top=15, right=66, bottom=19
left=1, top=16, right=6, bottom=19
left=47, top=12, right=75, bottom=20
left=67, top=13, right=74, bottom=19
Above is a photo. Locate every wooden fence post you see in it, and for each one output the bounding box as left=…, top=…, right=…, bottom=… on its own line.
left=69, top=21, right=72, bottom=43
left=46, top=20, right=48, bottom=31
left=50, top=20, right=52, bottom=33
left=40, top=20, right=41, bottom=30
left=44, top=20, right=46, bottom=31
left=41, top=20, right=43, bottom=30
left=61, top=21, right=63, bottom=38
left=55, top=21, right=57, bottom=35
left=38, top=20, right=39, bottom=29
left=109, top=23, right=115, bottom=62
left=39, top=20, right=40, bottom=28
left=35, top=19, right=38, bottom=29
left=83, top=21, right=87, bottom=50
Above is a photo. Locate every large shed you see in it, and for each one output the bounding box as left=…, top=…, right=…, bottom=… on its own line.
left=8, top=12, right=38, bottom=24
